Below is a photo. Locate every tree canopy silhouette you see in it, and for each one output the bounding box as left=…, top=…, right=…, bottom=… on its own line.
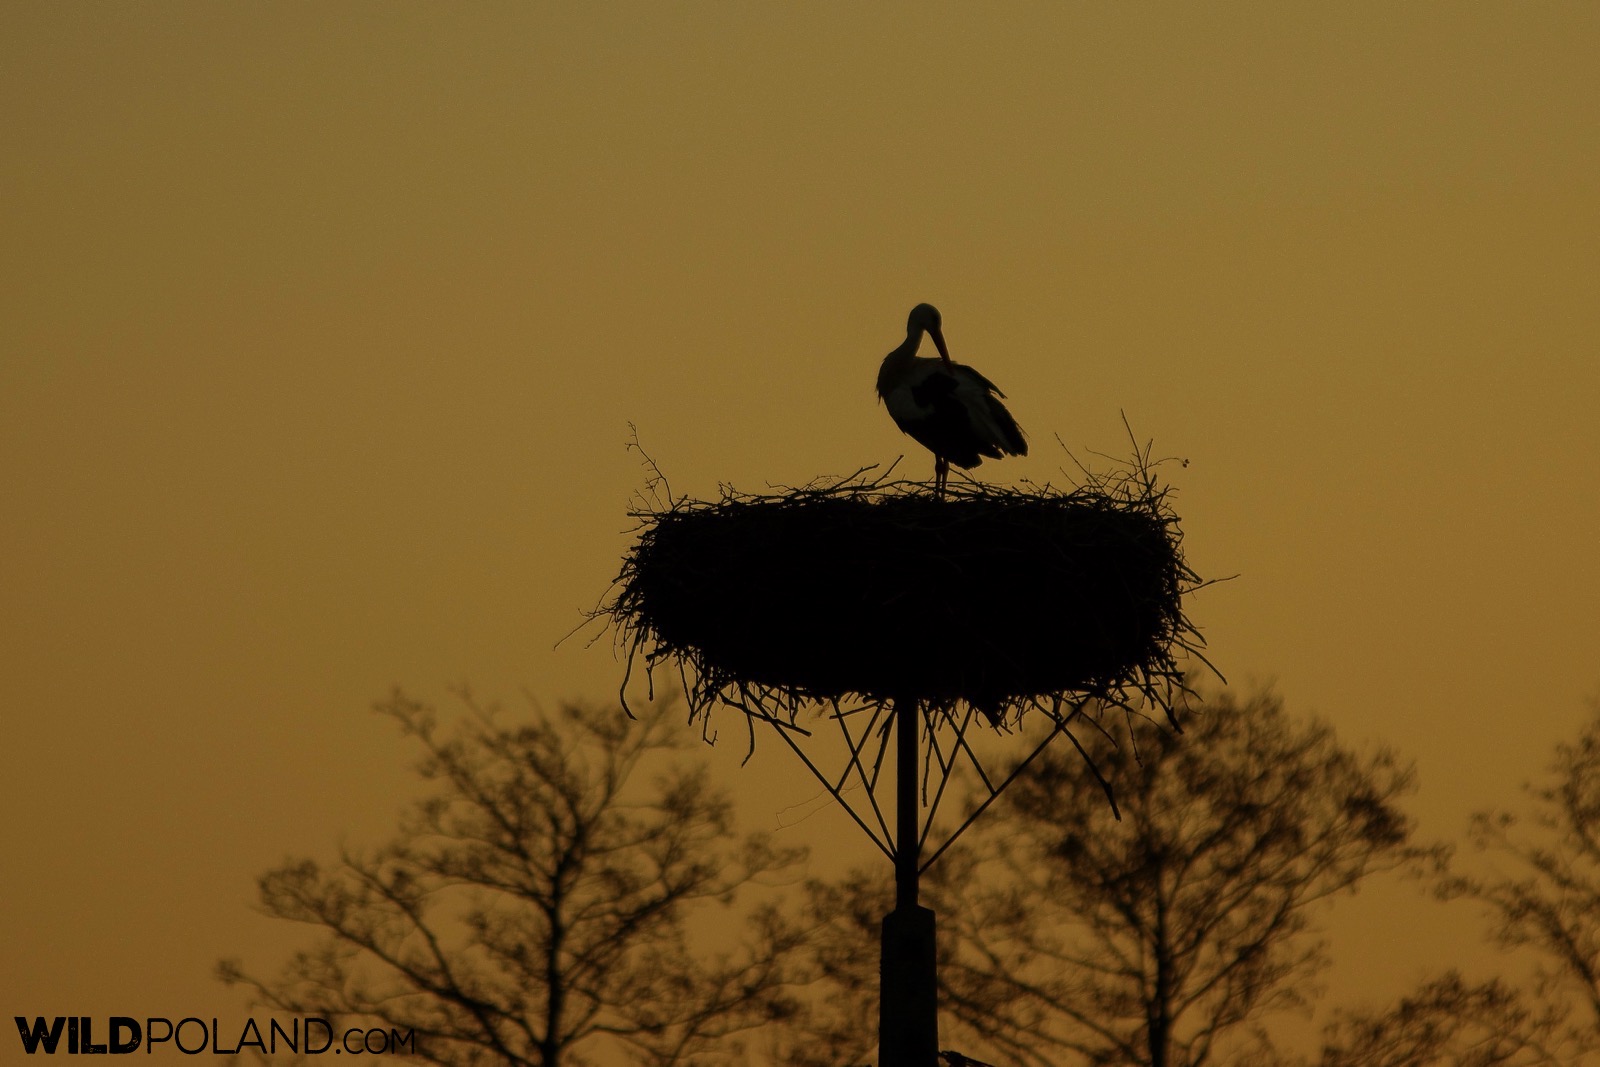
left=1301, top=703, right=1600, bottom=1067
left=783, top=686, right=1433, bottom=1067
left=220, top=691, right=805, bottom=1067
left=1310, top=970, right=1578, bottom=1067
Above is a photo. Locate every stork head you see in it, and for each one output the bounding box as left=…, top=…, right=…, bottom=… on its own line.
left=907, top=303, right=951, bottom=362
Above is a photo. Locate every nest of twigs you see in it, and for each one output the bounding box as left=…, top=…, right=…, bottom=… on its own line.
left=604, top=451, right=1211, bottom=734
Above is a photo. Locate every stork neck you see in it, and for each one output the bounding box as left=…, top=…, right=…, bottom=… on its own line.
left=876, top=331, right=924, bottom=396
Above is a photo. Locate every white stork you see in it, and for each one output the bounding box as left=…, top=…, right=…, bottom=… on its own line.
left=876, top=303, right=1027, bottom=494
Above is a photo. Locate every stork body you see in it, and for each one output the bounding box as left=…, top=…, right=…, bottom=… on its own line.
left=876, top=303, right=1027, bottom=494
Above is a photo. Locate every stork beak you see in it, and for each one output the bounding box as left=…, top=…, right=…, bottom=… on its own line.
left=930, top=326, right=952, bottom=364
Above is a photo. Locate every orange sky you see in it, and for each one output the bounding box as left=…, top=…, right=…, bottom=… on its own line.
left=3, top=3, right=1598, bottom=1059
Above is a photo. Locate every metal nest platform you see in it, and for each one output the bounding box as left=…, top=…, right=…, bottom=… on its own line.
left=600, top=439, right=1218, bottom=1067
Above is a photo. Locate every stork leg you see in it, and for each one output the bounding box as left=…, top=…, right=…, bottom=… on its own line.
left=934, top=456, right=948, bottom=499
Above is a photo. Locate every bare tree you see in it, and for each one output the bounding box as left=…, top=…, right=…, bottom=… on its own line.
left=1429, top=699, right=1600, bottom=1064
left=220, top=690, right=806, bottom=1067
left=783, top=686, right=1432, bottom=1067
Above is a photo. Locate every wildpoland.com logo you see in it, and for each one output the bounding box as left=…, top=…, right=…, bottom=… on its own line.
left=14, top=1015, right=417, bottom=1056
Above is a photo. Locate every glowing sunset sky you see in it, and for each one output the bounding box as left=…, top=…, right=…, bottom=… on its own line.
left=3, top=3, right=1597, bottom=1056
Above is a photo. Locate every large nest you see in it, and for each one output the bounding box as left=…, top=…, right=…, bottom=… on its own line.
left=604, top=454, right=1211, bottom=733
